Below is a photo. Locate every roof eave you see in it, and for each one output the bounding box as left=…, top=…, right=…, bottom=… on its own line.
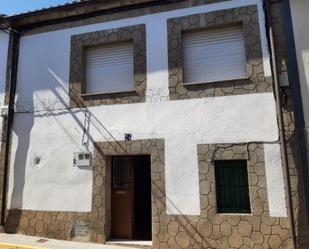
left=4, top=0, right=166, bottom=31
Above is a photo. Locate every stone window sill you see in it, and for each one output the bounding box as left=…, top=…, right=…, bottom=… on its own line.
left=217, top=213, right=253, bottom=216
left=182, top=76, right=249, bottom=87
left=80, top=90, right=137, bottom=98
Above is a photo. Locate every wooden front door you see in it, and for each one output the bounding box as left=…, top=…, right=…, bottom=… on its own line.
left=111, top=155, right=152, bottom=240
left=111, top=157, right=133, bottom=239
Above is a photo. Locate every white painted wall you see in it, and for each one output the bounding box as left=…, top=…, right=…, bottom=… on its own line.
left=0, top=31, right=9, bottom=134
left=289, top=0, right=309, bottom=148
left=8, top=93, right=281, bottom=213
left=7, top=0, right=287, bottom=217
left=264, top=143, right=287, bottom=217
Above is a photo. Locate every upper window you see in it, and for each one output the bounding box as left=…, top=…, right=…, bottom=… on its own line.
left=214, top=160, right=251, bottom=213
left=69, top=24, right=146, bottom=107
left=182, top=26, right=247, bottom=84
left=85, top=42, right=134, bottom=94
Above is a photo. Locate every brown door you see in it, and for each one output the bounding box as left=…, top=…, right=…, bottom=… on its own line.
left=111, top=157, right=133, bottom=239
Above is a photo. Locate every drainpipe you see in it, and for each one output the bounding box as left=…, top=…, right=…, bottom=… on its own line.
left=0, top=29, right=20, bottom=225
left=264, top=1, right=297, bottom=249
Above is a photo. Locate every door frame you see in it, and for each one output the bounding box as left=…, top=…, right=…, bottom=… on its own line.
left=92, top=139, right=165, bottom=244
left=109, top=155, right=152, bottom=240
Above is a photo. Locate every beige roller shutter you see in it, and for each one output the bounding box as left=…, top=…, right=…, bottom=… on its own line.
left=86, top=42, right=134, bottom=94
left=183, top=26, right=247, bottom=84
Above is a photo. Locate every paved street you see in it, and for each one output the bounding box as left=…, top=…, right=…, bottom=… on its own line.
left=0, top=234, right=150, bottom=249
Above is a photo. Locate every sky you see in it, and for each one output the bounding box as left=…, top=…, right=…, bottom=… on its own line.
left=0, top=0, right=73, bottom=16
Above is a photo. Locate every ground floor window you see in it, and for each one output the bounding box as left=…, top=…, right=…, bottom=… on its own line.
left=214, top=160, right=251, bottom=213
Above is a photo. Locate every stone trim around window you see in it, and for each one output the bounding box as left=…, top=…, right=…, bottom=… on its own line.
left=196, top=143, right=291, bottom=248
left=198, top=143, right=262, bottom=216
left=69, top=24, right=146, bottom=108
left=167, top=5, right=273, bottom=100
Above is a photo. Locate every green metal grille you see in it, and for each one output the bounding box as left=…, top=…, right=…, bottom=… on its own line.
left=214, top=160, right=251, bottom=213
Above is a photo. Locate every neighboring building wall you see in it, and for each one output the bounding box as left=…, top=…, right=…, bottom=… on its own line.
left=270, top=0, right=309, bottom=248
left=288, top=6, right=309, bottom=241
left=289, top=0, right=309, bottom=134
left=2, top=0, right=305, bottom=248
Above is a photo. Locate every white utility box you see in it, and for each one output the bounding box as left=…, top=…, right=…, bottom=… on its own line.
left=73, top=151, right=92, bottom=167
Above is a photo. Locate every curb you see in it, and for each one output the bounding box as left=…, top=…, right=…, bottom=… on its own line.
left=0, top=243, right=47, bottom=249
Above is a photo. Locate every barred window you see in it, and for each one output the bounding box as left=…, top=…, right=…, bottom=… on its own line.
left=112, top=157, right=131, bottom=189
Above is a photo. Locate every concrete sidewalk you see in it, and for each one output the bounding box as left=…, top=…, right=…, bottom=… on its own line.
left=0, top=234, right=150, bottom=249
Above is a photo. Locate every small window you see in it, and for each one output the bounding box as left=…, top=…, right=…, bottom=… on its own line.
left=85, top=42, right=134, bottom=94
left=112, top=157, right=131, bottom=189
left=214, top=160, right=251, bottom=213
left=182, top=26, right=247, bottom=84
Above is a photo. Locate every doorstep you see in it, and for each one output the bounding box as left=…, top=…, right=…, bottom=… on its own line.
left=106, top=240, right=152, bottom=248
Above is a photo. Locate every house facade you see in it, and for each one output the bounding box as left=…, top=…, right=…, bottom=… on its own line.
left=0, top=0, right=308, bottom=248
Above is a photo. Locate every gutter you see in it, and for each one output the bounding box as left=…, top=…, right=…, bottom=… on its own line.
left=0, top=29, right=20, bottom=225
left=264, top=1, right=297, bottom=248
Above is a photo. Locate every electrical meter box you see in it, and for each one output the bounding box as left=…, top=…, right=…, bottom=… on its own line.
left=73, top=151, right=92, bottom=167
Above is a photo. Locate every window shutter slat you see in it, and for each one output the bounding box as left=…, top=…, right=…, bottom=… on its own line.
left=183, top=26, right=247, bottom=84
left=86, top=43, right=134, bottom=94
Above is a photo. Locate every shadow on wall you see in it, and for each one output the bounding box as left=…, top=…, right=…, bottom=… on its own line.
left=5, top=93, right=34, bottom=233
left=4, top=68, right=129, bottom=233
left=151, top=178, right=212, bottom=249
left=2, top=67, right=210, bottom=245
